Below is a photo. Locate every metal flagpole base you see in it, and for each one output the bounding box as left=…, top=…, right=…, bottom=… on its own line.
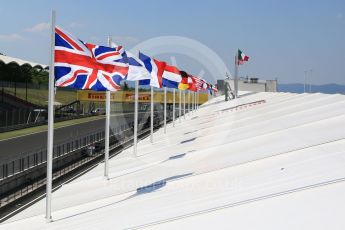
left=45, top=216, right=53, bottom=223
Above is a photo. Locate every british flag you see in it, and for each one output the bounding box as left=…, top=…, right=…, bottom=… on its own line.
left=54, top=27, right=128, bottom=91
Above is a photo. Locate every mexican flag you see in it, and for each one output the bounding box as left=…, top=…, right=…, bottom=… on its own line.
left=238, top=49, right=249, bottom=65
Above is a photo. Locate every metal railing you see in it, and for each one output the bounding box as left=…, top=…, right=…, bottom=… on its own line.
left=0, top=117, right=168, bottom=208
left=0, top=109, right=187, bottom=209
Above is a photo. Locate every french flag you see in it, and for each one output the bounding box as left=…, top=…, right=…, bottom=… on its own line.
left=126, top=52, right=151, bottom=81
left=162, top=64, right=182, bottom=89
left=138, top=52, right=166, bottom=88
left=110, top=42, right=150, bottom=82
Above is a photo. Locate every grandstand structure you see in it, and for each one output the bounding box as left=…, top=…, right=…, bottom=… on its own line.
left=0, top=54, right=49, bottom=129
left=2, top=91, right=345, bottom=229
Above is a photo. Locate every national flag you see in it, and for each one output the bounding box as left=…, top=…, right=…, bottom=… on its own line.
left=201, top=79, right=208, bottom=91
left=212, top=85, right=218, bottom=92
left=238, top=49, right=249, bottom=65
left=178, top=71, right=190, bottom=90
left=110, top=42, right=150, bottom=81
left=188, top=75, right=197, bottom=92
left=162, top=64, right=182, bottom=89
left=209, top=84, right=217, bottom=93
left=193, top=76, right=204, bottom=91
left=54, top=27, right=128, bottom=91
left=206, top=83, right=213, bottom=95
left=138, top=52, right=166, bottom=88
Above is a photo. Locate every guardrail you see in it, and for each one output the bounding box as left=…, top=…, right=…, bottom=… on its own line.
left=0, top=108, right=184, bottom=209
left=0, top=120, right=164, bottom=209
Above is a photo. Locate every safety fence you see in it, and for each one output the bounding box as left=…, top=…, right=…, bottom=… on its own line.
left=0, top=108, right=189, bottom=209
left=0, top=121, right=164, bottom=209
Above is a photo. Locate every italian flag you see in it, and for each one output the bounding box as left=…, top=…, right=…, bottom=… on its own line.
left=238, top=49, right=249, bottom=65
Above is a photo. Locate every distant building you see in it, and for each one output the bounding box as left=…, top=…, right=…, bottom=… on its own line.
left=217, top=77, right=277, bottom=94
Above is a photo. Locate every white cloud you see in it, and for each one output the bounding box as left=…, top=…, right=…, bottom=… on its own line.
left=0, top=33, right=24, bottom=42
left=68, top=22, right=84, bottom=29
left=25, top=22, right=50, bottom=32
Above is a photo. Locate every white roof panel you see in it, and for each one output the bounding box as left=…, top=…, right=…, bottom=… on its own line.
left=2, top=91, right=345, bottom=229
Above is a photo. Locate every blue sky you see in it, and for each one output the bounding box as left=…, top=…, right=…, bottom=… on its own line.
left=0, top=0, right=344, bottom=85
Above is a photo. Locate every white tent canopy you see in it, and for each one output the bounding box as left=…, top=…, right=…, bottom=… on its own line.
left=0, top=54, right=48, bottom=69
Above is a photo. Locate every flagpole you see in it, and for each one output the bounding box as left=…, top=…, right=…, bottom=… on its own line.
left=195, top=92, right=197, bottom=110
left=104, top=90, right=110, bottom=176
left=104, top=36, right=112, bottom=179
left=173, top=88, right=175, bottom=127
left=179, top=89, right=182, bottom=123
left=46, top=10, right=55, bottom=223
left=194, top=92, right=196, bottom=112
left=197, top=90, right=199, bottom=109
left=234, top=54, right=239, bottom=98
left=164, top=87, right=167, bottom=133
left=193, top=92, right=195, bottom=113
left=188, top=90, right=191, bottom=116
left=191, top=91, right=193, bottom=114
left=133, top=80, right=138, bottom=155
left=150, top=86, right=154, bottom=143
left=192, top=92, right=194, bottom=113
left=183, top=91, right=186, bottom=119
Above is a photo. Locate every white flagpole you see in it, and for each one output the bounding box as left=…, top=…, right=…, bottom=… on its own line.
left=191, top=92, right=194, bottom=113
left=196, top=91, right=199, bottom=109
left=104, top=36, right=112, bottom=179
left=193, top=92, right=195, bottom=113
left=234, top=54, right=239, bottom=98
left=164, top=87, right=167, bottom=133
left=179, top=89, right=182, bottom=123
left=150, top=86, right=154, bottom=143
left=173, top=88, right=175, bottom=127
left=104, top=90, right=110, bottom=178
left=183, top=90, right=186, bottom=119
left=188, top=90, right=191, bottom=116
left=46, top=10, right=55, bottom=223
left=133, top=80, right=138, bottom=155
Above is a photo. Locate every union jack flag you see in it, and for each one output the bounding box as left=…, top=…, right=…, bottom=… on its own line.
left=54, top=27, right=128, bottom=91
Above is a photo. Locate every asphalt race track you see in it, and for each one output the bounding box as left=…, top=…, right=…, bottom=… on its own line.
left=0, top=111, right=156, bottom=162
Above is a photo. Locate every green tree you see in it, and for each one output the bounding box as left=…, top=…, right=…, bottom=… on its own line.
left=31, top=70, right=48, bottom=89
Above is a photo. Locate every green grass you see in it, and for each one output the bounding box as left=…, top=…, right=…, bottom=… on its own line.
left=0, top=115, right=105, bottom=141
left=4, top=87, right=77, bottom=106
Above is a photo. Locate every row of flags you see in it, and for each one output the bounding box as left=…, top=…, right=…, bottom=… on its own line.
left=54, top=26, right=218, bottom=94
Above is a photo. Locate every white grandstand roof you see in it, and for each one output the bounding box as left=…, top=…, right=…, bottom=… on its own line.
left=2, top=91, right=345, bottom=229
left=0, top=54, right=47, bottom=69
